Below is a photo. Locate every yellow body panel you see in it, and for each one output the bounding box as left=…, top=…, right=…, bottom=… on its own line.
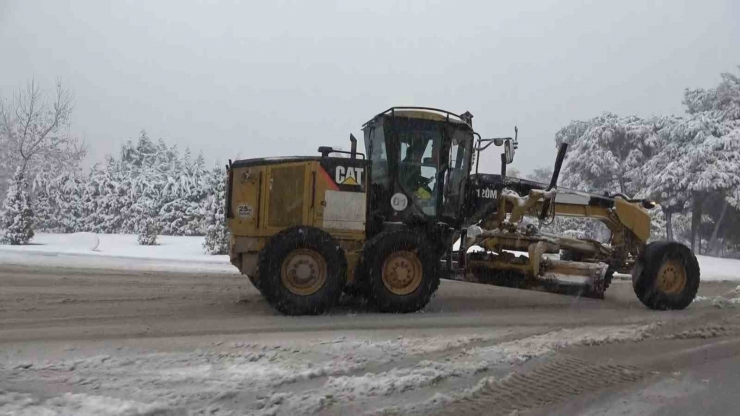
left=614, top=197, right=651, bottom=243
left=228, top=160, right=366, bottom=283
left=228, top=164, right=266, bottom=237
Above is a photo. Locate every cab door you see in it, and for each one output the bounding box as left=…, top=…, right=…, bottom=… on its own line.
left=441, top=132, right=474, bottom=224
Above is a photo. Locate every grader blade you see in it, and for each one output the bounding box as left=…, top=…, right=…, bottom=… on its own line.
left=447, top=248, right=612, bottom=300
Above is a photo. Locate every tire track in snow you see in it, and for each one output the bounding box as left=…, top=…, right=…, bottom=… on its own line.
left=373, top=358, right=645, bottom=416
left=257, top=325, right=654, bottom=415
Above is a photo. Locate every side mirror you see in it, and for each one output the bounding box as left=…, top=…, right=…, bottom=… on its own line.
left=504, top=140, right=515, bottom=164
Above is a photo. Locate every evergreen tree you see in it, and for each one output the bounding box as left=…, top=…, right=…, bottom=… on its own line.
left=136, top=199, right=160, bottom=245
left=203, top=166, right=229, bottom=254
left=1, top=167, right=34, bottom=245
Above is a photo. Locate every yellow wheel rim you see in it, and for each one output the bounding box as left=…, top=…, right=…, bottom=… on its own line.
left=656, top=258, right=687, bottom=294
left=280, top=249, right=327, bottom=296
left=382, top=251, right=423, bottom=295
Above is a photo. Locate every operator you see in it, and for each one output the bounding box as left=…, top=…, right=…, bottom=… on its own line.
left=400, top=142, right=434, bottom=201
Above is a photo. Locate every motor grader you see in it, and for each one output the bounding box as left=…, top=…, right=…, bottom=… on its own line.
left=225, top=107, right=700, bottom=315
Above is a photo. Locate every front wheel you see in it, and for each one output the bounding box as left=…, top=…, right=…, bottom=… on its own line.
left=362, top=231, right=441, bottom=313
left=632, top=241, right=700, bottom=310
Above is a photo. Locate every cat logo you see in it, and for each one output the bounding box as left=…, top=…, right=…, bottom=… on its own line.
left=335, top=166, right=364, bottom=186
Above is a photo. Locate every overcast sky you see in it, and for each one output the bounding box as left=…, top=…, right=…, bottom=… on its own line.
left=1, top=0, right=738, bottom=174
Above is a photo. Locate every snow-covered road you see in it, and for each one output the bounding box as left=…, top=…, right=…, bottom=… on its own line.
left=2, top=257, right=740, bottom=415
left=0, top=326, right=653, bottom=416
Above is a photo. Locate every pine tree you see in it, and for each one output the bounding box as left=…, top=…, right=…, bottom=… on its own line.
left=136, top=200, right=160, bottom=245
left=156, top=146, right=206, bottom=236
left=203, top=166, right=229, bottom=254
left=32, top=171, right=57, bottom=232
left=1, top=167, right=34, bottom=245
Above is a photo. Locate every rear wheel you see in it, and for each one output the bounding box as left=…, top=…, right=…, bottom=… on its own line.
left=362, top=231, right=440, bottom=313
left=632, top=241, right=700, bottom=310
left=258, top=226, right=346, bottom=315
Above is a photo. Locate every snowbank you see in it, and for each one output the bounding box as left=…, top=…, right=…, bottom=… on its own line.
left=1, top=233, right=739, bottom=281
left=696, top=255, right=740, bottom=281
left=0, top=233, right=235, bottom=274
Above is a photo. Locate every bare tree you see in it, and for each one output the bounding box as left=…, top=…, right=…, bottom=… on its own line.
left=0, top=79, right=86, bottom=196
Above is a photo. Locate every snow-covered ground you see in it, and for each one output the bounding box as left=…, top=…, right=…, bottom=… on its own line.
left=1, top=233, right=738, bottom=281
left=2, top=233, right=739, bottom=415
left=0, top=233, right=235, bottom=274
left=695, top=255, right=740, bottom=281
left=0, top=325, right=654, bottom=416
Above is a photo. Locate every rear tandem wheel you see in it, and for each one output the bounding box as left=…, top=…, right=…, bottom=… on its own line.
left=257, top=226, right=347, bottom=315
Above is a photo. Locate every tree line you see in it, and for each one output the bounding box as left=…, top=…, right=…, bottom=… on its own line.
left=2, top=70, right=739, bottom=257
left=0, top=80, right=228, bottom=253
left=531, top=68, right=740, bottom=257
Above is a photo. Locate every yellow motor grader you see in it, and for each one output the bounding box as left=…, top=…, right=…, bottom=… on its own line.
left=225, top=107, right=700, bottom=315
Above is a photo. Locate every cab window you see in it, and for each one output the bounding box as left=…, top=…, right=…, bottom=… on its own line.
left=398, top=128, right=440, bottom=215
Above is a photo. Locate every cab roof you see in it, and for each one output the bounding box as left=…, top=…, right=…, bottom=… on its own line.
left=363, top=107, right=472, bottom=128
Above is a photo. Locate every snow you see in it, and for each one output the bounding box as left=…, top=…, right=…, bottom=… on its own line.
left=693, top=285, right=740, bottom=307
left=0, top=390, right=169, bottom=416
left=256, top=325, right=653, bottom=415
left=0, top=232, right=235, bottom=274
left=0, top=327, right=653, bottom=416
left=696, top=255, right=740, bottom=281
left=2, top=233, right=740, bottom=280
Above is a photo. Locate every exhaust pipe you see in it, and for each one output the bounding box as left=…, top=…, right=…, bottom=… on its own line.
left=350, top=134, right=358, bottom=159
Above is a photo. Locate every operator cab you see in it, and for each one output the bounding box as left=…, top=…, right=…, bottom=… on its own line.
left=362, top=107, right=475, bottom=236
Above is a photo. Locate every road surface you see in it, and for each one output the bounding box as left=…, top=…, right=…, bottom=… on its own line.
left=1, top=263, right=739, bottom=415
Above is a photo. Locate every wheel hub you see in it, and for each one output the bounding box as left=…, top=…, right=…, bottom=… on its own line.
left=656, top=258, right=687, bottom=294
left=382, top=251, right=423, bottom=295
left=281, top=249, right=327, bottom=296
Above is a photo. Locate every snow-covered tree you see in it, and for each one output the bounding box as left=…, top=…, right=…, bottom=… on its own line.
left=157, top=148, right=207, bottom=236
left=1, top=167, right=34, bottom=245
left=135, top=198, right=160, bottom=245
left=31, top=172, right=84, bottom=233
left=137, top=218, right=160, bottom=245
left=555, top=113, right=663, bottom=196
left=203, top=166, right=229, bottom=254
left=526, top=166, right=553, bottom=184
left=29, top=131, right=211, bottom=237
left=0, top=79, right=86, bottom=198
left=506, top=167, right=522, bottom=178
left=678, top=68, right=740, bottom=251
left=81, top=158, right=127, bottom=233
left=683, top=68, right=740, bottom=122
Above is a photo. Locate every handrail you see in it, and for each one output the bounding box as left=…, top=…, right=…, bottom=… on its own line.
left=362, top=106, right=465, bottom=127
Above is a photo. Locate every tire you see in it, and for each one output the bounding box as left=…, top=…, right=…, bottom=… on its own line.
left=362, top=230, right=441, bottom=313
left=258, top=226, right=347, bottom=315
left=632, top=241, right=700, bottom=310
